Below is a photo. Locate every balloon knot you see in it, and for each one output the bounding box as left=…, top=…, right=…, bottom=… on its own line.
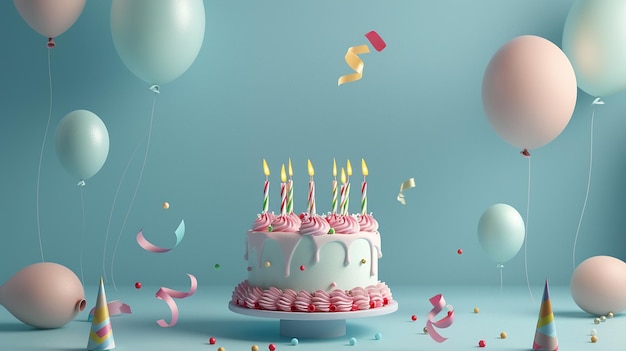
left=149, top=85, right=160, bottom=94
left=77, top=180, right=86, bottom=187
left=592, top=97, right=604, bottom=105
left=47, top=38, right=56, bottom=48
left=520, top=149, right=531, bottom=158
left=497, top=264, right=504, bottom=268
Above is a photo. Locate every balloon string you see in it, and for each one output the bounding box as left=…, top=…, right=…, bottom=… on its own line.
left=573, top=107, right=595, bottom=270
left=524, top=156, right=535, bottom=303
left=79, top=185, right=86, bottom=285
left=35, top=47, right=54, bottom=262
left=101, top=129, right=147, bottom=283
left=499, top=264, right=503, bottom=295
left=110, top=90, right=158, bottom=291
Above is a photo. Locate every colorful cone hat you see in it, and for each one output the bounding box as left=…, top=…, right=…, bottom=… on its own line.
left=87, top=277, right=115, bottom=350
left=533, top=279, right=558, bottom=351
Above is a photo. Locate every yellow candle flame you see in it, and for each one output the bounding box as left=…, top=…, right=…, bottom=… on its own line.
left=281, top=164, right=286, bottom=182
left=308, top=159, right=315, bottom=177
left=288, top=158, right=293, bottom=178
left=333, top=158, right=337, bottom=177
left=341, top=167, right=346, bottom=184
left=347, top=160, right=352, bottom=177
left=263, top=159, right=270, bottom=177
left=361, top=158, right=368, bottom=177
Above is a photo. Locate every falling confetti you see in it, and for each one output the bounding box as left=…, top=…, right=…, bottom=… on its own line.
left=155, top=273, right=197, bottom=327
left=364, top=31, right=387, bottom=52
left=397, top=178, right=416, bottom=205
left=425, top=294, right=455, bottom=343
left=338, top=45, right=370, bottom=86
left=137, top=219, right=185, bottom=253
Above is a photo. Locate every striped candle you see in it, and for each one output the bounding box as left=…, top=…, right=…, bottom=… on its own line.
left=340, top=167, right=347, bottom=215
left=343, top=160, right=352, bottom=215
left=262, top=159, right=270, bottom=213
left=361, top=158, right=368, bottom=215
left=307, top=160, right=316, bottom=215
left=331, top=158, right=338, bottom=214
left=280, top=164, right=287, bottom=215
left=287, top=158, right=294, bottom=213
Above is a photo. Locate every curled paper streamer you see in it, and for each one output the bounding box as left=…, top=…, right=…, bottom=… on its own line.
left=338, top=45, right=370, bottom=86
left=365, top=31, right=386, bottom=52
left=425, top=294, right=455, bottom=343
left=88, top=300, right=132, bottom=321
left=397, top=178, right=416, bottom=205
left=155, top=273, right=197, bottom=327
left=137, top=219, right=185, bottom=253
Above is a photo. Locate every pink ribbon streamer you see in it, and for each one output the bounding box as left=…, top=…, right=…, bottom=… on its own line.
left=365, top=30, right=386, bottom=52
left=136, top=219, right=185, bottom=253
left=87, top=300, right=132, bottom=321
left=425, top=294, right=455, bottom=343
left=155, top=273, right=197, bottom=327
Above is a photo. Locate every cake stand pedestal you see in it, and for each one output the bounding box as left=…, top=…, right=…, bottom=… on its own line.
left=228, top=301, right=398, bottom=338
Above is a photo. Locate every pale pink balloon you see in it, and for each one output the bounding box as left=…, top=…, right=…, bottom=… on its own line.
left=0, top=262, right=86, bottom=329
left=571, top=255, right=626, bottom=316
left=482, top=35, right=578, bottom=150
left=14, top=0, right=86, bottom=38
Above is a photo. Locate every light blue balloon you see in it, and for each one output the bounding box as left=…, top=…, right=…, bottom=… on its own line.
left=562, top=0, right=626, bottom=97
left=477, top=203, right=525, bottom=264
left=111, top=0, right=205, bottom=85
left=56, top=110, right=109, bottom=181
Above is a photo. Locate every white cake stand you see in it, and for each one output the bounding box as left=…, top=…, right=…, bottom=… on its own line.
left=228, top=301, right=398, bottom=338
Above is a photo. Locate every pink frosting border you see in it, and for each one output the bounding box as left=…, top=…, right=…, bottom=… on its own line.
left=232, top=280, right=393, bottom=312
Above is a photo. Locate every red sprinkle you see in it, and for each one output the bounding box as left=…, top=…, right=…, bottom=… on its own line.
left=383, top=297, right=389, bottom=305
left=478, top=339, right=486, bottom=347
left=411, top=315, right=417, bottom=321
left=209, top=337, right=216, bottom=345
left=457, top=249, right=463, bottom=254
left=299, top=265, right=305, bottom=271
left=329, top=304, right=337, bottom=312
left=307, top=304, right=316, bottom=312
left=269, top=343, right=277, bottom=351
left=134, top=282, right=142, bottom=289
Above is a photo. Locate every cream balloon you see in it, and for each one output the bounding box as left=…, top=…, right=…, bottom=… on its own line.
left=482, top=35, right=577, bottom=150
left=571, top=255, right=626, bottom=316
left=14, top=0, right=86, bottom=39
left=0, top=262, right=86, bottom=329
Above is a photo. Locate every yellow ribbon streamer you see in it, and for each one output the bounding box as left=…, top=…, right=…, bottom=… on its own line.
left=338, top=45, right=370, bottom=86
left=397, top=178, right=416, bottom=205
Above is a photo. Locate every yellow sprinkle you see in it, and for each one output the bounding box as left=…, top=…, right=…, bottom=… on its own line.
left=360, top=258, right=367, bottom=264
left=591, top=335, right=598, bottom=343
left=264, top=261, right=271, bottom=268
left=251, top=345, right=259, bottom=351
left=162, top=201, right=170, bottom=209
left=500, top=332, right=507, bottom=339
left=218, top=347, right=225, bottom=351
left=473, top=307, right=480, bottom=313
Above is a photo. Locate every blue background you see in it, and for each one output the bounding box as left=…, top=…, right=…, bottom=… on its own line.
left=2, top=0, right=626, bottom=292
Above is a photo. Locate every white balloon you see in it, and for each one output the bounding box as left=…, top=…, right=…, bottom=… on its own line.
left=477, top=204, right=525, bottom=264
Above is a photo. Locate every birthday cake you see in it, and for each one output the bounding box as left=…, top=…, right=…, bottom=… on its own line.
left=231, top=159, right=393, bottom=312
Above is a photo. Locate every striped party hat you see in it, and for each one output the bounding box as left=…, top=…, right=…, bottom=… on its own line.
left=533, top=279, right=558, bottom=351
left=87, top=277, right=115, bottom=350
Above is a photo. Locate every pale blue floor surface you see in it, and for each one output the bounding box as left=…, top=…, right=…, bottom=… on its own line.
left=1, top=284, right=623, bottom=350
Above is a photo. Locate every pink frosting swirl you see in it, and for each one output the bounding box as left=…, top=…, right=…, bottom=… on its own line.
left=357, top=214, right=379, bottom=232
left=258, top=287, right=282, bottom=310
left=330, top=289, right=353, bottom=312
left=244, top=286, right=265, bottom=309
left=377, top=282, right=393, bottom=305
left=311, top=290, right=331, bottom=312
left=232, top=280, right=251, bottom=306
left=251, top=212, right=276, bottom=232
left=349, top=287, right=371, bottom=310
left=299, top=213, right=331, bottom=236
left=294, top=290, right=313, bottom=312
left=327, top=214, right=360, bottom=234
left=367, top=285, right=384, bottom=308
left=277, top=289, right=298, bottom=312
left=270, top=214, right=300, bottom=232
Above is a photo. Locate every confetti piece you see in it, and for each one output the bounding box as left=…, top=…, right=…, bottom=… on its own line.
left=137, top=219, right=185, bottom=253
left=425, top=294, right=455, bottom=343
left=87, top=300, right=131, bottom=321
left=397, top=178, right=416, bottom=205
left=338, top=45, right=370, bottom=86
left=155, top=273, right=197, bottom=327
left=364, top=31, right=386, bottom=52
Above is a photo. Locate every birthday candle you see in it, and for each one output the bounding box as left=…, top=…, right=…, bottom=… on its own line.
left=262, top=159, right=270, bottom=213
left=280, top=164, right=287, bottom=215
left=340, top=167, right=347, bottom=215
left=287, top=158, right=294, bottom=214
left=307, top=160, right=316, bottom=215
left=331, top=158, right=338, bottom=214
left=361, top=158, right=368, bottom=215
left=344, top=160, right=352, bottom=215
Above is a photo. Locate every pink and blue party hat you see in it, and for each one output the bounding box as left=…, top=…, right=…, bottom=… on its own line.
left=87, top=277, right=115, bottom=350
left=533, top=279, right=558, bottom=351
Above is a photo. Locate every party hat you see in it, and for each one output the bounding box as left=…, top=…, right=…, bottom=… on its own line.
left=533, top=279, right=558, bottom=351
left=87, top=277, right=115, bottom=350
